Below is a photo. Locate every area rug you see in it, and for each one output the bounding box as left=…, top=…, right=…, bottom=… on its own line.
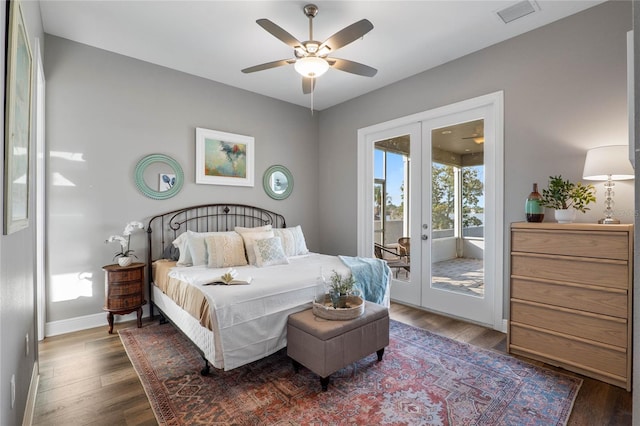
left=120, top=320, right=581, bottom=425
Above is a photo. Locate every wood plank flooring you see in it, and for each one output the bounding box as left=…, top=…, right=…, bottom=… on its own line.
left=33, top=302, right=632, bottom=425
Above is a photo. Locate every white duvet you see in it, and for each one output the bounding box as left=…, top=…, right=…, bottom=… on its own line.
left=167, top=253, right=352, bottom=370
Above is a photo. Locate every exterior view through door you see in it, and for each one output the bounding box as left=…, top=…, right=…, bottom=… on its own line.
left=374, top=121, right=485, bottom=296
left=431, top=120, right=485, bottom=299
left=359, top=92, right=504, bottom=330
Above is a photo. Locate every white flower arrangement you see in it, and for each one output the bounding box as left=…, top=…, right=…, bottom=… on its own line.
left=105, top=221, right=144, bottom=260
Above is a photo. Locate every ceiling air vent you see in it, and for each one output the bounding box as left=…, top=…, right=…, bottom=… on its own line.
left=496, top=0, right=538, bottom=24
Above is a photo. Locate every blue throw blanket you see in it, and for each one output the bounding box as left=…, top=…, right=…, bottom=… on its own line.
left=339, top=255, right=391, bottom=305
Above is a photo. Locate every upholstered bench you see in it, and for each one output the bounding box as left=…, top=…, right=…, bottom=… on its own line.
left=287, top=301, right=390, bottom=391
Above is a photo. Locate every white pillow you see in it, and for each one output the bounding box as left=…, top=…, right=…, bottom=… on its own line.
left=173, top=230, right=237, bottom=266
left=205, top=233, right=248, bottom=268
left=235, top=224, right=272, bottom=234
left=172, top=232, right=192, bottom=266
left=273, top=225, right=309, bottom=257
left=254, top=237, right=289, bottom=267
left=238, top=230, right=274, bottom=265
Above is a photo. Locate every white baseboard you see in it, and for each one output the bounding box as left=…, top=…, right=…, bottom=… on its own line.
left=45, top=305, right=151, bottom=337
left=501, top=319, right=508, bottom=333
left=22, top=361, right=38, bottom=426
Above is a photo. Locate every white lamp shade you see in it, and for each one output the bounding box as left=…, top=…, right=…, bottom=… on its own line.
left=294, top=56, right=329, bottom=78
left=582, top=145, right=635, bottom=181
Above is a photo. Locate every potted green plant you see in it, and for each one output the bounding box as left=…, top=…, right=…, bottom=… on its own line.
left=328, top=270, right=356, bottom=308
left=539, top=175, right=596, bottom=223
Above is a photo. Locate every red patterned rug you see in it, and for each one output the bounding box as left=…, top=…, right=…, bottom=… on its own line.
left=120, top=320, right=581, bottom=425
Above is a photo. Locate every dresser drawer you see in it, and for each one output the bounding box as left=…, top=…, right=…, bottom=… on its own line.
left=107, top=281, right=143, bottom=297
left=511, top=278, right=627, bottom=318
left=511, top=254, right=628, bottom=289
left=510, top=300, right=627, bottom=347
left=108, top=268, right=143, bottom=282
left=512, top=229, right=629, bottom=260
left=105, top=294, right=144, bottom=310
left=509, top=324, right=627, bottom=381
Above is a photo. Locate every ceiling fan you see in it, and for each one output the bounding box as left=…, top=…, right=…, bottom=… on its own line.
left=241, top=4, right=377, bottom=94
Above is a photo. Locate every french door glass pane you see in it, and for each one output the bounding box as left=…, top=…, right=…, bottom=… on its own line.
left=374, top=136, right=410, bottom=281
left=431, top=120, right=485, bottom=297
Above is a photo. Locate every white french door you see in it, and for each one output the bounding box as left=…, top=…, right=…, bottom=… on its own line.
left=366, top=123, right=423, bottom=304
left=421, top=107, right=496, bottom=325
left=357, top=92, right=504, bottom=330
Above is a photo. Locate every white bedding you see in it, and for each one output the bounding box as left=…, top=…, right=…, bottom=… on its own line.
left=167, top=253, right=354, bottom=370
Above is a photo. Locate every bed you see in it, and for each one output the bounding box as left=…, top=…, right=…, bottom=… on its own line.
left=146, top=203, right=390, bottom=374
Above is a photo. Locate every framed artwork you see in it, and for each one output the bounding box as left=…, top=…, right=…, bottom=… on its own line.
left=195, top=128, right=254, bottom=187
left=4, top=0, right=33, bottom=235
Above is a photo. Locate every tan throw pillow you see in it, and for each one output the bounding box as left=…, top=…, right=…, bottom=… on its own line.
left=204, top=232, right=248, bottom=268
left=237, top=230, right=275, bottom=265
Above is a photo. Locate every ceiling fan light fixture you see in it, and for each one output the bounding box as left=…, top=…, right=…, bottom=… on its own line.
left=294, top=56, right=329, bottom=78
left=473, top=137, right=485, bottom=144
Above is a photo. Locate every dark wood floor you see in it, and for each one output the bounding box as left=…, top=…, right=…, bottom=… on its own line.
left=33, top=302, right=632, bottom=425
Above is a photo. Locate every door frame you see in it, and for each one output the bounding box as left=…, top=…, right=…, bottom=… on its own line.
left=357, top=91, right=504, bottom=330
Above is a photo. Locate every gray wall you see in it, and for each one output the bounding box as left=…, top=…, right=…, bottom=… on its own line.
left=0, top=1, right=44, bottom=424
left=317, top=1, right=633, bottom=309
left=44, top=35, right=319, bottom=323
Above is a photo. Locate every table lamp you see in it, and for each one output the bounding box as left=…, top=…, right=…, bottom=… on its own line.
left=582, top=145, right=634, bottom=224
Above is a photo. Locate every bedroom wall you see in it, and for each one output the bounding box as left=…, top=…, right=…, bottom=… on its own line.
left=43, top=35, right=319, bottom=328
left=317, top=1, right=632, bottom=307
left=0, top=1, right=45, bottom=424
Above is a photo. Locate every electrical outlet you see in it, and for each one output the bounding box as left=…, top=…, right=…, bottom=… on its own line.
left=25, top=333, right=29, bottom=357
left=10, top=374, right=15, bottom=409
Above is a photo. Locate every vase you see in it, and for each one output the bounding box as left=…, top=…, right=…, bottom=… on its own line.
left=329, top=291, right=349, bottom=308
left=525, top=183, right=544, bottom=223
left=118, top=256, right=133, bottom=267
left=554, top=208, right=576, bottom=224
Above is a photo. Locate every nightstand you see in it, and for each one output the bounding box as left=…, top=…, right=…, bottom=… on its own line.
left=102, top=262, right=147, bottom=334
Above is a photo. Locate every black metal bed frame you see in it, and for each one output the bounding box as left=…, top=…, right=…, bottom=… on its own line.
left=146, top=203, right=287, bottom=312
left=144, top=203, right=287, bottom=374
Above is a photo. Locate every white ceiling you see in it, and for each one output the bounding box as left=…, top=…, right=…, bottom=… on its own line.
left=39, top=0, right=606, bottom=111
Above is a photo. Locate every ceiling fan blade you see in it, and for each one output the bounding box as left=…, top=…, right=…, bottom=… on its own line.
left=328, top=58, right=377, bottom=77
left=257, top=19, right=304, bottom=49
left=242, top=59, right=294, bottom=74
left=318, top=19, right=374, bottom=52
left=302, top=77, right=316, bottom=94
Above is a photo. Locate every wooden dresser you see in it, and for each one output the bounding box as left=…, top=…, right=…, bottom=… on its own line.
left=509, top=222, right=633, bottom=390
left=102, top=262, right=146, bottom=334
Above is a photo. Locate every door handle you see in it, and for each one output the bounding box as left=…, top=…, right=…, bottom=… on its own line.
left=421, top=234, right=429, bottom=240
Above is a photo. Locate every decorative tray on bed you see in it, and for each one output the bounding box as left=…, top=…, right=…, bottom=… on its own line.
left=312, top=294, right=365, bottom=320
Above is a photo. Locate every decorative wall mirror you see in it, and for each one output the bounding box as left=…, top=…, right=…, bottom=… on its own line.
left=263, top=165, right=293, bottom=200
left=134, top=154, right=184, bottom=200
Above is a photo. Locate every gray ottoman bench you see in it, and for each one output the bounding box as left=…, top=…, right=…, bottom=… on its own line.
left=287, top=301, right=390, bottom=391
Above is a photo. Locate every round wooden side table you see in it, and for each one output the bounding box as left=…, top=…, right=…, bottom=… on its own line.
left=102, top=262, right=147, bottom=334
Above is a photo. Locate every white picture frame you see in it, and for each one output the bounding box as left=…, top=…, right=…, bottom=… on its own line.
left=195, top=128, right=254, bottom=187
left=4, top=0, right=33, bottom=235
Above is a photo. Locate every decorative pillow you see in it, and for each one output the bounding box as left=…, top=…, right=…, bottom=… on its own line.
left=173, top=230, right=236, bottom=266
left=273, top=225, right=309, bottom=256
left=254, top=237, right=289, bottom=267
left=205, top=233, right=248, bottom=268
left=235, top=224, right=272, bottom=234
left=172, top=233, right=192, bottom=266
left=238, top=230, right=275, bottom=265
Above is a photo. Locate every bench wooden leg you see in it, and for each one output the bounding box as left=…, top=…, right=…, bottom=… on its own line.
left=377, top=348, right=385, bottom=361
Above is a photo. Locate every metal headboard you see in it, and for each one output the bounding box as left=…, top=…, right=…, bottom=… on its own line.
left=145, top=203, right=286, bottom=314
